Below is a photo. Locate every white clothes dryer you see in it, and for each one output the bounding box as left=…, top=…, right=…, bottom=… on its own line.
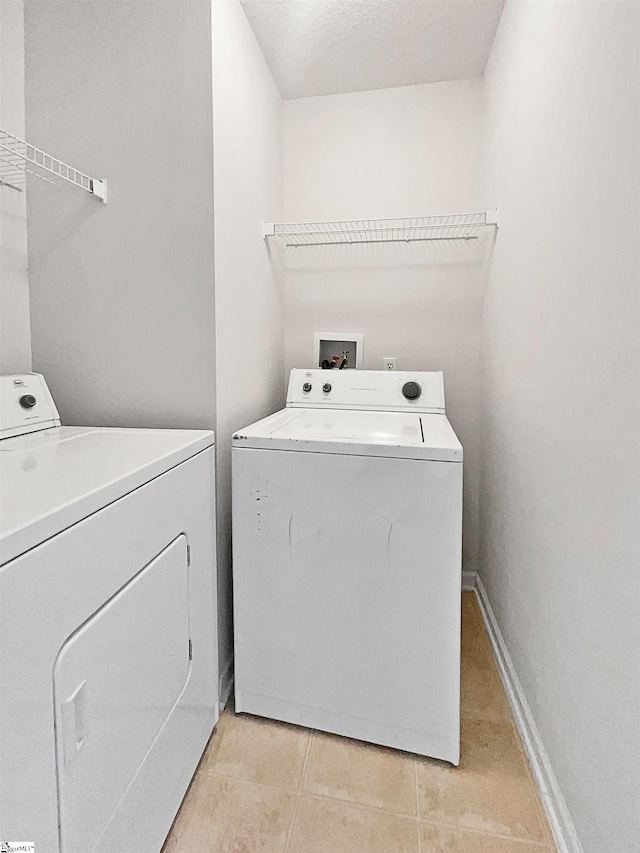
left=0, top=373, right=218, bottom=852
left=232, top=369, right=463, bottom=764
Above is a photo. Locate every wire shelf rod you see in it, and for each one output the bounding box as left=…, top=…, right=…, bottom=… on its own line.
left=0, top=128, right=107, bottom=202
left=264, top=211, right=498, bottom=246
left=0, top=178, right=23, bottom=193
left=286, top=235, right=480, bottom=247
left=0, top=153, right=59, bottom=188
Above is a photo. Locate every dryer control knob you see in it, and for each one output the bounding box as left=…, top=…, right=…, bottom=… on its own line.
left=402, top=382, right=421, bottom=401
left=19, top=394, right=37, bottom=409
left=302, top=382, right=312, bottom=393
left=322, top=383, right=332, bottom=393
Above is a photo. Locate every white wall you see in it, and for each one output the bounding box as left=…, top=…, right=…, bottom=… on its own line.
left=212, top=0, right=285, bottom=687
left=481, top=3, right=640, bottom=851
left=24, top=0, right=216, bottom=430
left=22, top=0, right=284, bottom=694
left=0, top=0, right=31, bottom=373
left=283, top=81, right=486, bottom=569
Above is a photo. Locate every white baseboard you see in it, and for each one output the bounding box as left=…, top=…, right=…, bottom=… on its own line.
left=474, top=575, right=583, bottom=853
left=462, top=569, right=477, bottom=591
left=218, top=657, right=234, bottom=711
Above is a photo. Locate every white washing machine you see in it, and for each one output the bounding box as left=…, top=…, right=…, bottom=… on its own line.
left=0, top=373, right=218, bottom=852
left=232, top=369, right=463, bottom=764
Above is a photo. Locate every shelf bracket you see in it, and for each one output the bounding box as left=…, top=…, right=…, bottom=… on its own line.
left=90, top=178, right=108, bottom=204
left=485, top=208, right=499, bottom=228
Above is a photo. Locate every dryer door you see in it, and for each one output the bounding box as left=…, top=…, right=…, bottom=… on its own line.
left=54, top=534, right=191, bottom=853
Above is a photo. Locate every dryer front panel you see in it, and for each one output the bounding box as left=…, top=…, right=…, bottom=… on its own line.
left=54, top=535, right=190, bottom=853
left=0, top=447, right=218, bottom=852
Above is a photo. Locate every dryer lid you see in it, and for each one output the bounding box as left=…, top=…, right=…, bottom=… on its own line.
left=0, top=426, right=214, bottom=564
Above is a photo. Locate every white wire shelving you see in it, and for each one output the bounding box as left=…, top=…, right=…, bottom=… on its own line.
left=0, top=128, right=107, bottom=203
left=264, top=211, right=498, bottom=247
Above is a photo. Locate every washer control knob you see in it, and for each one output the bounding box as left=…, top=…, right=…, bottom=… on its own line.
left=402, top=381, right=421, bottom=401
left=19, top=394, right=37, bottom=409
left=302, top=382, right=312, bottom=393
left=322, top=383, right=332, bottom=393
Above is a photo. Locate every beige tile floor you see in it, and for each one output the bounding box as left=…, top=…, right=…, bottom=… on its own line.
left=162, top=592, right=555, bottom=853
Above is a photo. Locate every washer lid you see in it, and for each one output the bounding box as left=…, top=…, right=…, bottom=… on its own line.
left=233, top=408, right=462, bottom=462
left=0, top=426, right=214, bottom=565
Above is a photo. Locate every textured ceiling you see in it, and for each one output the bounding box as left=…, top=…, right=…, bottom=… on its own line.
left=240, top=0, right=505, bottom=99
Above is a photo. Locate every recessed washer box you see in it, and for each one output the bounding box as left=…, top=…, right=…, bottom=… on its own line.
left=313, top=332, right=363, bottom=369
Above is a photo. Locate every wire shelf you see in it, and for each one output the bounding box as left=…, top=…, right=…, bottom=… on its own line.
left=264, top=211, right=498, bottom=246
left=0, top=128, right=107, bottom=203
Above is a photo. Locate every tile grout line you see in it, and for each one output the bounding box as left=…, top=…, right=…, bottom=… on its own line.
left=205, top=768, right=299, bottom=794
left=298, top=731, right=314, bottom=793
left=213, top=694, right=551, bottom=849
left=283, top=730, right=314, bottom=853
left=425, top=817, right=552, bottom=849
left=299, top=788, right=420, bottom=822
left=206, top=766, right=422, bottom=822
left=206, top=760, right=549, bottom=845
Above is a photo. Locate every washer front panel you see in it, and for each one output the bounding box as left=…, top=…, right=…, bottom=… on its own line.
left=233, top=446, right=462, bottom=762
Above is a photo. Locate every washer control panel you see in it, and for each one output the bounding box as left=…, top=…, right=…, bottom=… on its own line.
left=402, top=381, right=421, bottom=400
left=286, top=369, right=445, bottom=413
left=0, top=374, right=61, bottom=440
left=20, top=394, right=38, bottom=409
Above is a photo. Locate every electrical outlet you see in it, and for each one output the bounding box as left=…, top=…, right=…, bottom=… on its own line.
left=382, top=357, right=397, bottom=371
